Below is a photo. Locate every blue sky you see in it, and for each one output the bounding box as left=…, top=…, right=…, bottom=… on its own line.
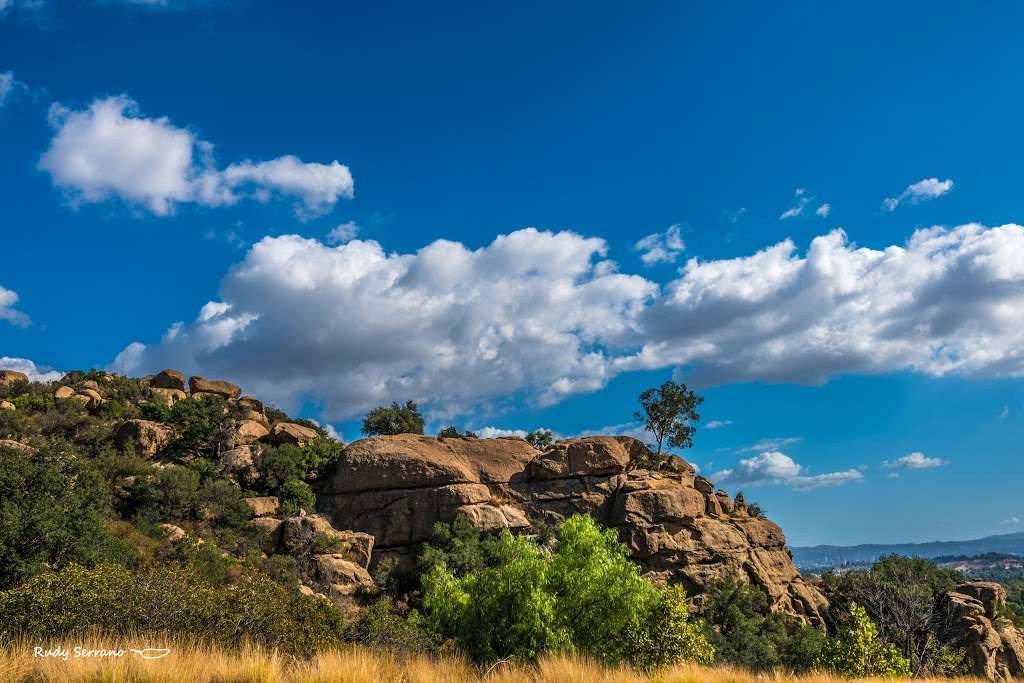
left=1, top=1, right=1022, bottom=546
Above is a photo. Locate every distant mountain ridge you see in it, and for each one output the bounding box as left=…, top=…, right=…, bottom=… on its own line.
left=792, top=531, right=1024, bottom=570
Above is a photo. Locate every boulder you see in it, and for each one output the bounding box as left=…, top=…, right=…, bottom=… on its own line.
left=54, top=386, right=75, bottom=400
left=0, top=400, right=14, bottom=411
left=151, top=369, right=186, bottom=391
left=279, top=514, right=374, bottom=568
left=219, top=445, right=259, bottom=484
left=0, top=369, right=28, bottom=387
left=269, top=422, right=321, bottom=446
left=81, top=380, right=101, bottom=392
left=78, top=388, right=104, bottom=408
left=244, top=496, right=280, bottom=517
left=935, top=581, right=1024, bottom=681
left=150, top=387, right=187, bottom=407
left=524, top=436, right=645, bottom=479
left=159, top=524, right=187, bottom=543
left=188, top=376, right=241, bottom=399
left=238, top=396, right=264, bottom=412
left=114, top=419, right=173, bottom=457
left=250, top=517, right=284, bottom=552
left=225, top=420, right=271, bottom=449
left=0, top=439, right=36, bottom=455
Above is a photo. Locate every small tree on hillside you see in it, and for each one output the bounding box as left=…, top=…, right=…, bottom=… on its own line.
left=634, top=380, right=702, bottom=457
left=362, top=401, right=425, bottom=436
left=526, top=429, right=554, bottom=450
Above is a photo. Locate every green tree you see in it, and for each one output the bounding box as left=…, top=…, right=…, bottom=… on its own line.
left=702, top=578, right=824, bottom=672
left=634, top=380, right=702, bottom=456
left=816, top=603, right=911, bottom=677
left=0, top=444, right=129, bottom=589
left=361, top=400, right=424, bottom=436
left=525, top=429, right=554, bottom=449
left=420, top=514, right=713, bottom=667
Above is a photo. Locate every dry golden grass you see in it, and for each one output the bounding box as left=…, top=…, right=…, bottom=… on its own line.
left=0, top=636, right=982, bottom=683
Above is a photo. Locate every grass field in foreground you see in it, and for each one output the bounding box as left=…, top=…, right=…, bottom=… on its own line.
left=0, top=637, right=979, bottom=683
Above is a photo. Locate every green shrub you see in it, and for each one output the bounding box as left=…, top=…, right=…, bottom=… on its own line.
left=420, top=514, right=713, bottom=667
left=344, top=598, right=441, bottom=655
left=164, top=394, right=231, bottom=457
left=278, top=479, right=315, bottom=515
left=525, top=429, right=554, bottom=449
left=0, top=444, right=130, bottom=589
left=702, top=577, right=824, bottom=672
left=816, top=603, right=911, bottom=677
left=362, top=400, right=424, bottom=436
left=0, top=563, right=347, bottom=656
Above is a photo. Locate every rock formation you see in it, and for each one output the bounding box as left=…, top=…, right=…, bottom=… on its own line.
left=935, top=581, right=1024, bottom=681
left=319, top=433, right=828, bottom=624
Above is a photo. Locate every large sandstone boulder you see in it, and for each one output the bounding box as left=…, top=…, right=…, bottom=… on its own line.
left=150, top=387, right=187, bottom=407
left=319, top=434, right=827, bottom=625
left=0, top=400, right=14, bottom=411
left=225, top=420, right=270, bottom=449
left=151, top=369, right=186, bottom=391
left=935, top=581, right=1024, bottom=681
left=0, top=369, right=28, bottom=387
left=269, top=422, right=321, bottom=446
left=188, top=376, right=241, bottom=399
left=219, top=445, right=260, bottom=485
left=114, top=419, right=173, bottom=457
left=245, top=496, right=280, bottom=517
left=54, top=386, right=75, bottom=400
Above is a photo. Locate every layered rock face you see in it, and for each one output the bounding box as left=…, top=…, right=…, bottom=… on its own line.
left=320, top=434, right=827, bottom=625
left=935, top=581, right=1024, bottom=681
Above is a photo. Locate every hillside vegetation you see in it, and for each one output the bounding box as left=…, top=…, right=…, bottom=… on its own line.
left=0, top=368, right=1021, bottom=681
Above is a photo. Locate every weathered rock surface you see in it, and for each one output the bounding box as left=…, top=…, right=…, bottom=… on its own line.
left=0, top=439, right=37, bottom=455
left=320, top=434, right=827, bottom=624
left=245, top=496, right=280, bottom=517
left=219, top=445, right=260, bottom=485
left=269, top=422, right=321, bottom=446
left=0, top=369, right=28, bottom=387
left=251, top=513, right=374, bottom=609
left=935, top=581, right=1024, bottom=681
left=151, top=369, right=186, bottom=391
left=188, top=376, right=241, bottom=399
left=0, top=400, right=14, bottom=411
left=225, top=420, right=270, bottom=449
left=54, top=386, right=75, bottom=400
left=114, top=419, right=173, bottom=457
left=150, top=387, right=187, bottom=407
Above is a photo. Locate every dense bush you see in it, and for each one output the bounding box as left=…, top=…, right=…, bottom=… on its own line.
left=362, top=400, right=424, bottom=436
left=0, top=443, right=131, bottom=589
left=816, top=603, right=911, bottom=677
left=254, top=438, right=343, bottom=513
left=162, top=394, right=232, bottom=457
left=0, top=563, right=347, bottom=656
left=525, top=429, right=553, bottom=449
left=421, top=514, right=713, bottom=667
left=820, top=555, right=966, bottom=675
left=702, top=578, right=824, bottom=672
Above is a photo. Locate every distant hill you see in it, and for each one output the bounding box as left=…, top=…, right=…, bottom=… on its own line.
left=792, top=531, right=1024, bottom=571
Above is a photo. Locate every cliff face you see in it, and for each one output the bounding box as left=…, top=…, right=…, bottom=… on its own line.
left=319, top=433, right=828, bottom=625
left=935, top=581, right=1024, bottom=681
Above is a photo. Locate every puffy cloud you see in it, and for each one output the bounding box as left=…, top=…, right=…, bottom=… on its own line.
left=712, top=450, right=863, bottom=491
left=0, top=286, right=30, bottom=326
left=815, top=203, right=831, bottom=218
left=0, top=356, right=62, bottom=382
left=39, top=95, right=353, bottom=218
left=883, top=177, right=953, bottom=211
left=1001, top=516, right=1021, bottom=527
left=111, top=222, right=1024, bottom=421
left=882, top=451, right=947, bottom=469
left=476, top=426, right=529, bottom=439
left=327, top=221, right=359, bottom=245
left=704, top=419, right=732, bottom=429
left=111, top=228, right=657, bottom=419
left=620, top=223, right=1024, bottom=387
left=634, top=224, right=684, bottom=265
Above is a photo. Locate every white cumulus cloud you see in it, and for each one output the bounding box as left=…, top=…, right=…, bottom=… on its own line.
left=883, top=177, right=953, bottom=211
left=0, top=356, right=62, bottom=382
left=881, top=451, right=947, bottom=469
left=712, top=450, right=863, bottom=491
left=634, top=224, right=685, bottom=265
left=0, top=286, right=30, bottom=326
left=327, top=221, right=359, bottom=245
left=39, top=95, right=353, bottom=218
left=111, top=228, right=656, bottom=419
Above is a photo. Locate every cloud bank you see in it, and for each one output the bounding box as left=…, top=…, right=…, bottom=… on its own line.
left=712, top=450, right=863, bottom=491
left=112, top=222, right=1024, bottom=420
left=39, top=95, right=353, bottom=218
left=0, top=357, right=62, bottom=382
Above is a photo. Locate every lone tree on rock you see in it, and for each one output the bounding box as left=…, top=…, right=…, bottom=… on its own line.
left=362, top=400, right=425, bottom=436
left=635, top=380, right=702, bottom=457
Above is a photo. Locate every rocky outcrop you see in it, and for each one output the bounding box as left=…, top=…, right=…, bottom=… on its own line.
left=269, top=422, right=320, bottom=446
left=245, top=496, right=280, bottom=517
left=251, top=513, right=374, bottom=610
left=150, top=387, right=187, bottom=407
left=114, top=419, right=173, bottom=457
left=0, top=400, right=14, bottom=411
left=188, top=376, right=241, bottom=399
left=150, top=369, right=186, bottom=391
left=0, top=369, right=28, bottom=387
left=935, top=581, right=1024, bottom=680
left=320, top=434, right=828, bottom=625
